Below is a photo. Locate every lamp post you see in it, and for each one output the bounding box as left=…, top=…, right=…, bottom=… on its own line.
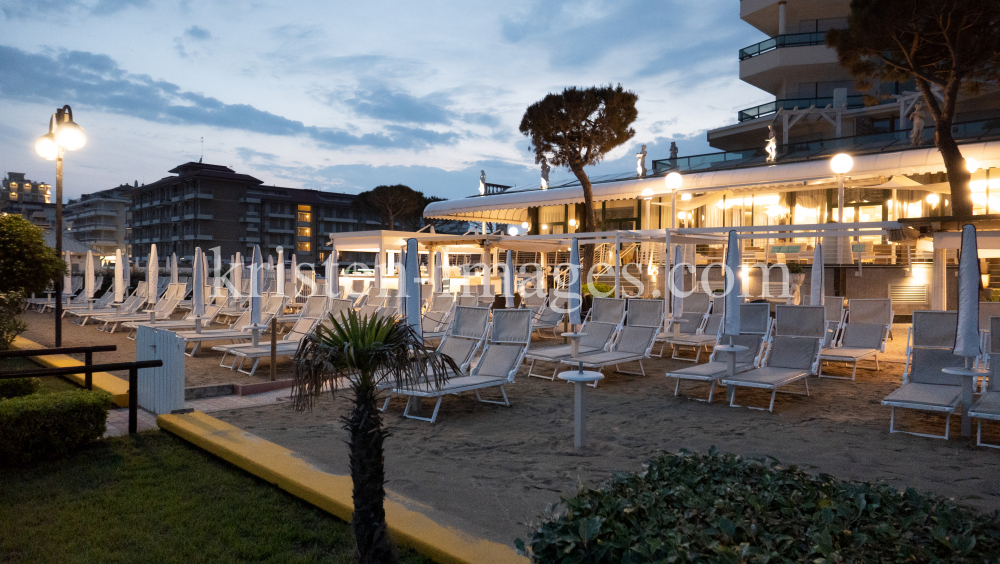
left=830, top=153, right=853, bottom=265
left=665, top=172, right=683, bottom=229
left=35, top=105, right=86, bottom=347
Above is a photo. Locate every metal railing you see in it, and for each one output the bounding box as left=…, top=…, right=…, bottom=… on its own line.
left=0, top=345, right=163, bottom=434
left=739, top=32, right=828, bottom=60
left=738, top=95, right=866, bottom=122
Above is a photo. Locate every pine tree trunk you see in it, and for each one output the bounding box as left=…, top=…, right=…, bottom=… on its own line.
left=936, top=124, right=972, bottom=218
left=345, top=385, right=397, bottom=564
left=570, top=165, right=598, bottom=278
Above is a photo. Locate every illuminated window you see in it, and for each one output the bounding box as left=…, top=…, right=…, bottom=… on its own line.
left=297, top=227, right=311, bottom=237
left=297, top=212, right=311, bottom=222
left=297, top=205, right=311, bottom=211
left=9, top=193, right=16, bottom=200
left=297, top=241, right=311, bottom=252
left=8, top=183, right=16, bottom=189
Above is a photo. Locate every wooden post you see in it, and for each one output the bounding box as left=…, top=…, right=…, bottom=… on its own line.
left=270, top=317, right=277, bottom=382
left=84, top=351, right=93, bottom=391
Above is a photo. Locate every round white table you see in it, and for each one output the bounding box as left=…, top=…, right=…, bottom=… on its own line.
left=715, top=343, right=748, bottom=402
left=557, top=370, right=604, bottom=449
left=942, top=366, right=989, bottom=438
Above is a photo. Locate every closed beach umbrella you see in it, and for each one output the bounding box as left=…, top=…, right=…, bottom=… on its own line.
left=114, top=249, right=124, bottom=303
left=954, top=224, right=981, bottom=358
left=201, top=251, right=210, bottom=302
left=723, top=231, right=741, bottom=337
left=405, top=238, right=422, bottom=336
left=810, top=243, right=824, bottom=306
left=397, top=246, right=407, bottom=317
left=233, top=252, right=243, bottom=298
left=374, top=252, right=383, bottom=294
left=326, top=250, right=338, bottom=299
left=503, top=250, right=515, bottom=307
left=482, top=245, right=493, bottom=297
left=671, top=245, right=684, bottom=318
left=193, top=247, right=205, bottom=318
left=433, top=251, right=443, bottom=293
left=211, top=249, right=222, bottom=298
left=276, top=248, right=285, bottom=296
left=290, top=253, right=298, bottom=297
left=85, top=250, right=95, bottom=299
left=124, top=251, right=131, bottom=290
left=170, top=253, right=178, bottom=284
left=250, top=246, right=262, bottom=326
left=569, top=238, right=582, bottom=326
left=63, top=250, right=71, bottom=301
left=148, top=244, right=158, bottom=305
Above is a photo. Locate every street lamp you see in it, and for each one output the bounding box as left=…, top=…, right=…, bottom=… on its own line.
left=830, top=153, right=853, bottom=265
left=664, top=172, right=683, bottom=229
left=36, top=105, right=86, bottom=347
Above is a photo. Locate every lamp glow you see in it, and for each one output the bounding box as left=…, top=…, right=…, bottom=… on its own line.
left=967, top=158, right=979, bottom=173
left=55, top=120, right=86, bottom=151
left=983, top=274, right=990, bottom=288
left=665, top=172, right=683, bottom=190
left=521, top=221, right=529, bottom=229
left=568, top=218, right=577, bottom=227
left=680, top=193, right=692, bottom=201
left=677, top=211, right=686, bottom=219
left=541, top=224, right=548, bottom=230
left=35, top=134, right=59, bottom=160
left=508, top=226, right=518, bottom=236
left=641, top=188, right=654, bottom=200
left=830, top=153, right=853, bottom=175
left=926, top=193, right=940, bottom=206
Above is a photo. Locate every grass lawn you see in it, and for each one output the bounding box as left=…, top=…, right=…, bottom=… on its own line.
left=0, top=357, right=104, bottom=395
left=0, top=431, right=435, bottom=564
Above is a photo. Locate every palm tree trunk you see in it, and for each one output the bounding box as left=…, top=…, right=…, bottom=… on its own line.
left=346, top=385, right=397, bottom=564
left=918, top=77, right=972, bottom=218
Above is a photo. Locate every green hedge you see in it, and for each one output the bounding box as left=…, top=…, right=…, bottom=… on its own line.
left=518, top=449, right=1000, bottom=562
left=0, top=389, right=113, bottom=466
left=0, top=377, right=40, bottom=399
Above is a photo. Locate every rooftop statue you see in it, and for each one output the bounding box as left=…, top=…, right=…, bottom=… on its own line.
left=910, top=102, right=926, bottom=147
left=636, top=144, right=647, bottom=177
left=540, top=160, right=550, bottom=190
left=478, top=170, right=486, bottom=195
left=765, top=125, right=777, bottom=163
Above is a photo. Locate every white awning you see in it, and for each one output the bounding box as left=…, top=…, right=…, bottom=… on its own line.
left=423, top=140, right=1000, bottom=222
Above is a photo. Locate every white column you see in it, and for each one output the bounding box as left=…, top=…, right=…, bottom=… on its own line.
left=932, top=248, right=947, bottom=310
left=671, top=193, right=677, bottom=229
left=778, top=1, right=787, bottom=34
left=482, top=243, right=493, bottom=295
left=539, top=251, right=548, bottom=292
left=837, top=174, right=845, bottom=264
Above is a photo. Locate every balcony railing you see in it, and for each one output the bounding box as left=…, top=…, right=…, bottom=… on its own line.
left=739, top=32, right=828, bottom=61
left=738, top=95, right=866, bottom=122
left=652, top=117, right=1000, bottom=175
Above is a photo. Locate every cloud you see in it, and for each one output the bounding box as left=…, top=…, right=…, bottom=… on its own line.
left=0, top=45, right=459, bottom=150
left=344, top=85, right=454, bottom=125
left=90, top=0, right=149, bottom=15
left=183, top=25, right=211, bottom=40
left=236, top=147, right=278, bottom=162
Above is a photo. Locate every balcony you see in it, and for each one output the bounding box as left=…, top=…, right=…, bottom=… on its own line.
left=268, top=212, right=295, bottom=219
left=739, top=32, right=827, bottom=60
left=239, top=197, right=261, bottom=204
left=738, top=95, right=865, bottom=122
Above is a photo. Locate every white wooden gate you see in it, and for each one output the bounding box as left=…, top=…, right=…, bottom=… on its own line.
left=136, top=325, right=185, bottom=414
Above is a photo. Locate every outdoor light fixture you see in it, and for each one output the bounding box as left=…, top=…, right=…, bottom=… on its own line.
left=35, top=105, right=86, bottom=347
left=665, top=172, right=683, bottom=190
left=983, top=274, right=990, bottom=288
left=680, top=193, right=692, bottom=201
left=508, top=226, right=518, bottom=236
left=568, top=218, right=577, bottom=227
left=677, top=211, right=686, bottom=219
left=967, top=158, right=979, bottom=173
left=830, top=153, right=853, bottom=175
left=542, top=224, right=548, bottom=230
left=521, top=221, right=529, bottom=229
left=641, top=188, right=654, bottom=200
left=926, top=193, right=940, bottom=206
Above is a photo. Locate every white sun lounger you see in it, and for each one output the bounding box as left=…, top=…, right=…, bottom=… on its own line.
left=882, top=310, right=963, bottom=439
left=394, top=307, right=532, bottom=423
left=212, top=316, right=320, bottom=376
left=823, top=297, right=847, bottom=347
left=559, top=298, right=664, bottom=387
left=818, top=322, right=886, bottom=380
left=530, top=294, right=568, bottom=339
left=122, top=304, right=224, bottom=340
left=722, top=305, right=825, bottom=412
left=846, top=298, right=894, bottom=351
left=663, top=298, right=725, bottom=363
left=970, top=316, right=1000, bottom=448
left=68, top=282, right=148, bottom=325
left=654, top=292, right=713, bottom=359
left=526, top=297, right=626, bottom=380
left=173, top=295, right=285, bottom=356
left=421, top=292, right=457, bottom=338
left=666, top=302, right=772, bottom=403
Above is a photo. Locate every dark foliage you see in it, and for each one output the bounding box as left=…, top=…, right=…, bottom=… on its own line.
left=519, top=449, right=1000, bottom=563
left=0, top=389, right=112, bottom=466
left=0, top=291, right=28, bottom=350
left=0, top=377, right=39, bottom=400
left=0, top=215, right=66, bottom=295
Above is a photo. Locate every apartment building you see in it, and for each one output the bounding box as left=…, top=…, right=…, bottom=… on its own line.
left=1, top=172, right=55, bottom=228
left=128, top=161, right=380, bottom=263
left=64, top=184, right=131, bottom=258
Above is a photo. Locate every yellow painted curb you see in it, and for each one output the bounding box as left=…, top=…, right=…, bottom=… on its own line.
left=10, top=336, right=130, bottom=407
left=158, top=411, right=529, bottom=564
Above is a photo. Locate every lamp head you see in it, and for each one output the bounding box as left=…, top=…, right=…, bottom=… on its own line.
left=664, top=172, right=683, bottom=190
left=568, top=218, right=577, bottom=227
left=680, top=193, right=692, bottom=201
left=35, top=133, right=59, bottom=160
left=830, top=153, right=853, bottom=175
left=521, top=221, right=529, bottom=229
left=54, top=106, right=85, bottom=151
left=641, top=188, right=653, bottom=200
left=507, top=226, right=518, bottom=236
left=967, top=158, right=979, bottom=173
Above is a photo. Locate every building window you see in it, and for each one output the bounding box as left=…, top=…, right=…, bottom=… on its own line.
left=297, top=241, right=311, bottom=252
left=298, top=212, right=311, bottom=222
left=297, top=227, right=311, bottom=237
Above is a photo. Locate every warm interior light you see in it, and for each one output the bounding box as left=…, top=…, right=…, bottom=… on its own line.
left=967, top=158, right=979, bottom=173
left=926, top=193, right=940, bottom=206
left=715, top=199, right=726, bottom=209
left=568, top=218, right=577, bottom=227
left=677, top=211, right=686, bottom=219
left=830, top=153, right=853, bottom=174
left=508, top=226, right=518, bottom=236
left=641, top=188, right=654, bottom=200
left=680, top=193, right=692, bottom=201
left=541, top=224, right=548, bottom=230
left=983, top=274, right=990, bottom=287
left=665, top=172, right=683, bottom=190
left=35, top=133, right=59, bottom=160
left=521, top=221, right=529, bottom=228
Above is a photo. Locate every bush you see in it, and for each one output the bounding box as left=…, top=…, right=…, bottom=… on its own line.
left=518, top=449, right=1000, bottom=563
left=583, top=282, right=614, bottom=297
left=0, top=291, right=28, bottom=350
left=0, top=377, right=39, bottom=400
left=0, top=389, right=113, bottom=466
left=0, top=215, right=65, bottom=295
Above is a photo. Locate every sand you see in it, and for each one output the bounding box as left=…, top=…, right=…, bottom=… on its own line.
left=212, top=328, right=1000, bottom=548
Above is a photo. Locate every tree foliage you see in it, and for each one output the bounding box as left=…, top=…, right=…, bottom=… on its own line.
left=519, top=85, right=638, bottom=270
left=292, top=311, right=457, bottom=564
left=0, top=214, right=66, bottom=294
left=354, top=185, right=425, bottom=230
left=827, top=0, right=1000, bottom=218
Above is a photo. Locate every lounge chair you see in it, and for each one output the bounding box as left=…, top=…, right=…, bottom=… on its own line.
left=882, top=310, right=964, bottom=439
left=173, top=294, right=285, bottom=356
left=212, top=316, right=320, bottom=376
left=558, top=299, right=665, bottom=386
left=818, top=322, right=886, bottom=380
left=420, top=293, right=456, bottom=339
left=662, top=298, right=725, bottom=362
left=393, top=308, right=532, bottom=423
left=274, top=294, right=327, bottom=328
left=665, top=303, right=771, bottom=403
left=71, top=282, right=149, bottom=326
left=530, top=294, right=567, bottom=339
left=846, top=298, right=894, bottom=351
left=823, top=296, right=847, bottom=347
left=96, top=298, right=180, bottom=333
left=976, top=302, right=1000, bottom=370
left=122, top=303, right=224, bottom=340
left=970, top=316, right=1000, bottom=448
left=722, top=305, right=826, bottom=412
left=525, top=297, right=626, bottom=380
left=654, top=292, right=713, bottom=360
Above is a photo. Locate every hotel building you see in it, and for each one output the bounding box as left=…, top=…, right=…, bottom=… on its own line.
left=64, top=184, right=132, bottom=258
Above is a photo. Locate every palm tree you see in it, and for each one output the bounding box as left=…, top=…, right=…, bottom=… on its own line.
left=292, top=310, right=456, bottom=564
